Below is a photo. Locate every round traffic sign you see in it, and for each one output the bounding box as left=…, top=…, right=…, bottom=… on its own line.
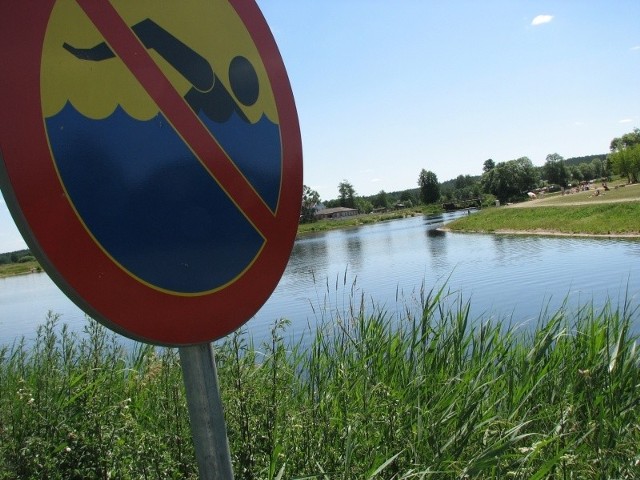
left=0, top=1, right=302, bottom=345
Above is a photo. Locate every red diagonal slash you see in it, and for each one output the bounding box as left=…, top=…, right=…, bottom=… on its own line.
left=75, top=0, right=277, bottom=239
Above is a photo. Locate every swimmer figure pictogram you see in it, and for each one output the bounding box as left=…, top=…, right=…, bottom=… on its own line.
left=63, top=18, right=259, bottom=123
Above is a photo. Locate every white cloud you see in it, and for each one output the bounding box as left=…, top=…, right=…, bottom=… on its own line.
left=631, top=45, right=640, bottom=51
left=531, top=14, right=553, bottom=26
left=370, top=178, right=381, bottom=183
left=619, top=118, right=633, bottom=123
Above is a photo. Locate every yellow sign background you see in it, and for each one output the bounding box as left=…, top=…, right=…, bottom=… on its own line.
left=41, top=0, right=278, bottom=123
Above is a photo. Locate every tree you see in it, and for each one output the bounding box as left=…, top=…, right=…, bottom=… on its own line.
left=610, top=128, right=640, bottom=152
left=578, top=162, right=595, bottom=182
left=454, top=174, right=472, bottom=190
left=418, top=169, right=440, bottom=204
left=610, top=145, right=640, bottom=184
left=483, top=159, right=495, bottom=173
left=355, top=197, right=373, bottom=214
left=570, top=165, right=583, bottom=182
left=543, top=153, right=569, bottom=187
left=610, top=128, right=640, bottom=183
left=338, top=180, right=356, bottom=208
left=481, top=157, right=539, bottom=203
left=442, top=174, right=481, bottom=202
left=588, top=158, right=603, bottom=179
left=400, top=189, right=417, bottom=206
left=300, top=185, right=320, bottom=223
left=373, top=190, right=389, bottom=209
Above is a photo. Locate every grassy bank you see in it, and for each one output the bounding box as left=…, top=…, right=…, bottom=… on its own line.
left=297, top=205, right=441, bottom=235
left=2, top=288, right=639, bottom=479
left=528, top=182, right=640, bottom=206
left=0, top=260, right=41, bottom=278
left=446, top=202, right=640, bottom=236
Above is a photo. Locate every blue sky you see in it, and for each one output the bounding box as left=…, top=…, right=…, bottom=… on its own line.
left=1, top=1, right=639, bottom=252
left=257, top=1, right=639, bottom=200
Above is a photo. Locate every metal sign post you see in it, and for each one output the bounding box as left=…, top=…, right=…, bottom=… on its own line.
left=179, top=344, right=234, bottom=479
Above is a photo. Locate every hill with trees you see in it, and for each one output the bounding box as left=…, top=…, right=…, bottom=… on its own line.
left=0, top=249, right=32, bottom=264
left=298, top=128, right=636, bottom=222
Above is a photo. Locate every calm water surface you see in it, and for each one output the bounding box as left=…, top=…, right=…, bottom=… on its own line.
left=1, top=212, right=639, bottom=346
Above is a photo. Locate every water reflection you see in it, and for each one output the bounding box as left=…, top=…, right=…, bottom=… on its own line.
left=427, top=231, right=448, bottom=270
left=345, top=233, right=363, bottom=268
left=491, top=234, right=545, bottom=267
left=289, top=234, right=328, bottom=274
left=426, top=228, right=446, bottom=238
left=626, top=240, right=640, bottom=258
left=378, top=222, right=395, bottom=255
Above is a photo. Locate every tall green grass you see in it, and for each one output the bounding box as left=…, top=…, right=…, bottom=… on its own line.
left=1, top=285, right=639, bottom=479
left=0, top=316, right=193, bottom=479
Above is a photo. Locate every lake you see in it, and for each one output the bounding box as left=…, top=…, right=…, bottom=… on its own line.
left=1, top=211, right=639, bottom=347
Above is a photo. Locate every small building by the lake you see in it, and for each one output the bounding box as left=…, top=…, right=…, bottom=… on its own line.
left=315, top=206, right=358, bottom=220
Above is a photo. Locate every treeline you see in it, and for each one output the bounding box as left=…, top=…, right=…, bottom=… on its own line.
left=432, top=152, right=610, bottom=206
left=398, top=153, right=609, bottom=206
left=307, top=129, right=638, bottom=221
left=306, top=152, right=611, bottom=221
left=0, top=249, right=33, bottom=264
left=464, top=128, right=640, bottom=204
left=303, top=181, right=423, bottom=220
left=564, top=154, right=606, bottom=167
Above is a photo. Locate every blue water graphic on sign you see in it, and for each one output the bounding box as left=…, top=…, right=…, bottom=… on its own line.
left=202, top=112, right=281, bottom=212
left=45, top=102, right=280, bottom=293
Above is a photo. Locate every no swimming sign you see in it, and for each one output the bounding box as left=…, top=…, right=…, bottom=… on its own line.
left=0, top=0, right=303, bottom=345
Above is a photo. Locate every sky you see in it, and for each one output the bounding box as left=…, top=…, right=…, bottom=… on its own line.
left=1, top=0, right=639, bottom=252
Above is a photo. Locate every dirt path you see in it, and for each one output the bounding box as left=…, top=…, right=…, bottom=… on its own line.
left=508, top=183, right=640, bottom=208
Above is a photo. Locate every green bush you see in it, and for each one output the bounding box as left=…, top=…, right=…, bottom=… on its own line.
left=481, top=193, right=497, bottom=208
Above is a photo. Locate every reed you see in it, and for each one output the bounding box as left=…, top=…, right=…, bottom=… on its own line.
left=1, top=283, right=639, bottom=479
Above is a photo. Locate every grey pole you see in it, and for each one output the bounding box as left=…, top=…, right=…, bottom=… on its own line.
left=179, top=343, right=234, bottom=480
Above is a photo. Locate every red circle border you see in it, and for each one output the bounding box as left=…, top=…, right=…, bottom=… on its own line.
left=0, top=1, right=302, bottom=345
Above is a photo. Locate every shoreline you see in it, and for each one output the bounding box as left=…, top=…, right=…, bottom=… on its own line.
left=0, top=261, right=43, bottom=279
left=443, top=187, right=640, bottom=239
left=439, top=227, right=640, bottom=239
left=0, top=269, right=44, bottom=280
